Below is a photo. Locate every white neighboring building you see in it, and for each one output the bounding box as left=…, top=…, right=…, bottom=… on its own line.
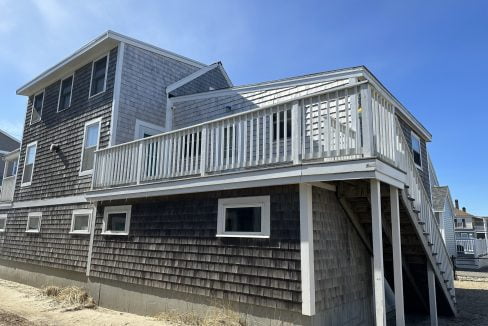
left=432, top=186, right=457, bottom=258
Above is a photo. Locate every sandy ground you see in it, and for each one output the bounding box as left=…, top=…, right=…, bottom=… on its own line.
left=0, top=279, right=167, bottom=326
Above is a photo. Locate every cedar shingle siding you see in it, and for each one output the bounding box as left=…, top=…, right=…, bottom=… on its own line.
left=0, top=204, right=92, bottom=273
left=169, top=66, right=230, bottom=97
left=14, top=47, right=118, bottom=201
left=90, top=186, right=302, bottom=312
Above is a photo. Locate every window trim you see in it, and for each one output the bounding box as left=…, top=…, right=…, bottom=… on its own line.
left=0, top=214, right=6, bottom=232
left=69, top=209, right=93, bottom=235
left=411, top=131, right=422, bottom=169
left=21, top=141, right=38, bottom=187
left=216, top=196, right=270, bottom=238
left=57, top=73, right=75, bottom=112
left=26, top=212, right=42, bottom=233
left=102, top=205, right=132, bottom=235
left=30, top=90, right=45, bottom=125
left=88, top=53, right=110, bottom=98
left=134, top=119, right=165, bottom=139
left=79, top=117, right=102, bottom=176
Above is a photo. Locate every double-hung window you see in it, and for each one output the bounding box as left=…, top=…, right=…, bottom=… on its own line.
left=0, top=214, right=6, bottom=232
left=90, top=55, right=108, bottom=97
left=70, top=209, right=92, bottom=234
left=217, top=196, right=270, bottom=238
left=80, top=118, right=101, bottom=175
left=58, top=75, right=74, bottom=111
left=102, top=205, right=131, bottom=235
left=26, top=212, right=42, bottom=233
left=411, top=132, right=422, bottom=168
left=22, top=142, right=37, bottom=186
left=31, top=91, right=44, bottom=124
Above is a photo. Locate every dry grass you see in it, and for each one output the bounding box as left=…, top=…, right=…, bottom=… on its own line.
left=41, top=286, right=96, bottom=308
left=155, top=305, right=244, bottom=326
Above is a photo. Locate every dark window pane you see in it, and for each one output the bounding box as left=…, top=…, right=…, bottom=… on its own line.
left=273, top=110, right=292, bottom=140
left=106, top=213, right=126, bottom=232
left=22, top=164, right=33, bottom=184
left=59, top=76, right=73, bottom=110
left=0, top=219, right=5, bottom=229
left=225, top=207, right=261, bottom=232
left=91, top=56, right=107, bottom=96
left=32, top=93, right=43, bottom=122
left=73, top=214, right=89, bottom=231
left=27, top=217, right=40, bottom=231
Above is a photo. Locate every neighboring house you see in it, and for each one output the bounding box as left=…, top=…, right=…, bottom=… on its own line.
left=0, top=130, right=20, bottom=180
left=432, top=186, right=457, bottom=258
left=0, top=31, right=457, bottom=325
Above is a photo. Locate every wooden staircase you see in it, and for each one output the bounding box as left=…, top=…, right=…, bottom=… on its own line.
left=337, top=180, right=457, bottom=317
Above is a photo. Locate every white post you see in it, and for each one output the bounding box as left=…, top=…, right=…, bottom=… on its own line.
left=136, top=142, right=144, bottom=185
left=360, top=84, right=375, bottom=157
left=427, top=263, right=438, bottom=326
left=371, top=179, right=386, bottom=326
left=299, top=183, right=315, bottom=316
left=390, top=186, right=405, bottom=326
left=200, top=127, right=207, bottom=177
left=292, top=100, right=302, bottom=165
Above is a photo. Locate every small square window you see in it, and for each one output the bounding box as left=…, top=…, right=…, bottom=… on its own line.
left=102, top=205, right=131, bottom=235
left=217, top=196, right=270, bottom=238
left=70, top=209, right=92, bottom=234
left=31, top=91, right=44, bottom=124
left=0, top=215, right=6, bottom=232
left=26, top=212, right=42, bottom=233
left=90, top=55, right=108, bottom=97
left=411, top=132, right=422, bottom=168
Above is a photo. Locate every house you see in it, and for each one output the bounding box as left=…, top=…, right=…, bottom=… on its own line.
left=432, top=186, right=456, bottom=258
left=0, top=130, right=20, bottom=202
left=0, top=130, right=20, bottom=180
left=0, top=31, right=457, bottom=325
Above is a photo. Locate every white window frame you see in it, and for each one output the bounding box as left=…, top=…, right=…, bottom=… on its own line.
left=89, top=53, right=110, bottom=98
left=79, top=117, right=102, bottom=176
left=21, top=141, right=38, bottom=187
left=216, top=196, right=270, bottom=238
left=134, top=119, right=165, bottom=139
left=30, top=90, right=45, bottom=125
left=57, top=73, right=75, bottom=112
left=26, top=212, right=42, bottom=233
left=102, top=205, right=131, bottom=236
left=69, top=209, right=93, bottom=235
left=411, top=131, right=422, bottom=169
left=0, top=214, right=6, bottom=232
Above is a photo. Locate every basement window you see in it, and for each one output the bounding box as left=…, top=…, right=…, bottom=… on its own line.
left=216, top=196, right=270, bottom=238
left=30, top=91, right=44, bottom=124
left=102, top=205, right=131, bottom=235
left=0, top=214, right=6, bottom=232
left=411, top=132, right=422, bottom=168
left=70, top=209, right=92, bottom=234
left=26, top=212, right=42, bottom=233
left=89, top=55, right=109, bottom=97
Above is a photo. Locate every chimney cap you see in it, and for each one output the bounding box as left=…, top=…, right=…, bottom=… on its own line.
left=462, top=207, right=466, bottom=212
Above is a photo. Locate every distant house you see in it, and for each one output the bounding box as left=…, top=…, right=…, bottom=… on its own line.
left=0, top=130, right=20, bottom=180
left=432, top=186, right=457, bottom=258
left=0, top=130, right=20, bottom=203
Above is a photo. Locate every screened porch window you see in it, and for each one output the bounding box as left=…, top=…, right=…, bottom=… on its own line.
left=80, top=119, right=101, bottom=175
left=217, top=196, right=270, bottom=238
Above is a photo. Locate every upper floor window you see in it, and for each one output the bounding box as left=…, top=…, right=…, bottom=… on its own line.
left=21, top=142, right=37, bottom=187
left=30, top=91, right=44, bottom=124
left=58, top=75, right=74, bottom=111
left=80, top=118, right=101, bottom=175
left=411, top=132, right=422, bottom=168
left=4, top=159, right=18, bottom=178
left=90, top=55, right=108, bottom=97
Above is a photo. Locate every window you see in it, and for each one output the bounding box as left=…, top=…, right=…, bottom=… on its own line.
left=134, top=119, right=165, bottom=139
left=5, top=159, right=18, bottom=178
left=102, top=205, right=131, bottom=235
left=30, top=91, right=44, bottom=124
left=0, top=214, right=6, bottom=232
left=26, top=212, right=42, bottom=233
left=217, top=196, right=270, bottom=238
left=70, top=209, right=93, bottom=234
left=272, top=109, right=292, bottom=141
left=411, top=132, right=422, bottom=168
left=22, top=142, right=37, bottom=186
left=57, top=75, right=74, bottom=111
left=79, top=118, right=101, bottom=175
left=90, top=55, right=108, bottom=97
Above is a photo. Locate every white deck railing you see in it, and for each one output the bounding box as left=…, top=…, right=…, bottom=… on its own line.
left=457, top=239, right=488, bottom=257
left=0, top=176, right=15, bottom=202
left=93, top=83, right=364, bottom=189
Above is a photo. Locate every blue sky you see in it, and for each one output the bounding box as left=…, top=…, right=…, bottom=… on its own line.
left=0, top=0, right=487, bottom=214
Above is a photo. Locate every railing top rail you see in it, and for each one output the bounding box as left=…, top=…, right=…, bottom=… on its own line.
left=96, top=80, right=368, bottom=154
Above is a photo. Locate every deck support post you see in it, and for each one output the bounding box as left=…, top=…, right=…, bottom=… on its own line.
left=291, top=100, right=302, bottom=164
left=299, top=183, right=315, bottom=316
left=371, top=179, right=386, bottom=326
left=390, top=186, right=405, bottom=326
left=427, top=263, right=438, bottom=326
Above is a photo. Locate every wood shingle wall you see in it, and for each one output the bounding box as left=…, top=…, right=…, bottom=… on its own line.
left=90, top=186, right=302, bottom=312
left=14, top=47, right=118, bottom=201
left=169, top=66, right=231, bottom=97
left=312, top=187, right=373, bottom=325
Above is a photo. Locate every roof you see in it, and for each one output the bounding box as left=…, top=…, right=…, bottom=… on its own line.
left=0, top=129, right=20, bottom=144
left=432, top=186, right=449, bottom=212
left=171, top=66, right=432, bottom=141
left=454, top=208, right=475, bottom=218
left=17, top=30, right=206, bottom=96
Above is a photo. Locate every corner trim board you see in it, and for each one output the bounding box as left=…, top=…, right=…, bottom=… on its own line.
left=299, top=183, right=315, bottom=316
left=109, top=42, right=125, bottom=146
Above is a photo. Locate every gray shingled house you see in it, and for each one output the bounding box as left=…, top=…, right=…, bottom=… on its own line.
left=0, top=130, right=20, bottom=203
left=0, top=31, right=457, bottom=325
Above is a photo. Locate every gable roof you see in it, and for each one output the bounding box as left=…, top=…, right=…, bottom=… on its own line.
left=17, top=30, right=206, bottom=96
left=166, top=62, right=232, bottom=94
left=0, top=129, right=20, bottom=144
left=432, top=186, right=449, bottom=212
left=454, top=207, right=475, bottom=218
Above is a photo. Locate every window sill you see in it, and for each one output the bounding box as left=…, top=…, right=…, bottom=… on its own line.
left=21, top=182, right=32, bottom=187
left=79, top=170, right=93, bottom=177
left=69, top=231, right=90, bottom=235
left=88, top=89, right=106, bottom=99
left=25, top=230, right=40, bottom=233
left=216, top=234, right=270, bottom=239
left=101, top=231, right=129, bottom=236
